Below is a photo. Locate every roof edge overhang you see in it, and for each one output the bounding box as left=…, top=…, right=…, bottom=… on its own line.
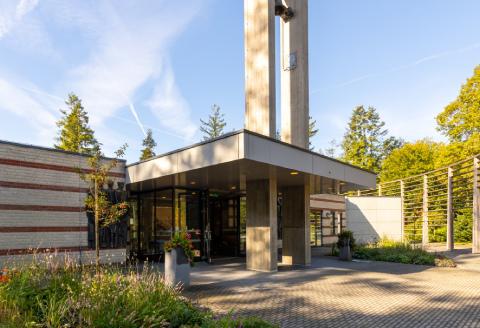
left=126, top=130, right=376, bottom=189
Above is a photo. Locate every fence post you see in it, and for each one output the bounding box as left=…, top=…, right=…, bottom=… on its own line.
left=400, top=180, right=405, bottom=242
left=473, top=157, right=480, bottom=253
left=422, top=174, right=429, bottom=247
left=446, top=167, right=454, bottom=251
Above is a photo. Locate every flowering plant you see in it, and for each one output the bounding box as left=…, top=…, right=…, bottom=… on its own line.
left=164, top=231, right=195, bottom=266
left=0, top=268, right=9, bottom=283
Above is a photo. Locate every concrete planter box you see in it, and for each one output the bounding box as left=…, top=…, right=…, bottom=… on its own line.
left=339, top=244, right=352, bottom=261
left=165, top=247, right=190, bottom=289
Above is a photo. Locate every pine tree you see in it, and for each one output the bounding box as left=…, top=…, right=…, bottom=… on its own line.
left=309, top=116, right=319, bottom=151
left=55, top=93, right=98, bottom=154
left=140, top=129, right=157, bottom=161
left=200, top=104, right=226, bottom=140
left=340, top=106, right=401, bottom=173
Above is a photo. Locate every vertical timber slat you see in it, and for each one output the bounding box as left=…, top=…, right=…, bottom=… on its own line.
left=422, top=174, right=429, bottom=246
left=400, top=180, right=405, bottom=242
left=446, top=167, right=454, bottom=251
left=473, top=157, right=480, bottom=253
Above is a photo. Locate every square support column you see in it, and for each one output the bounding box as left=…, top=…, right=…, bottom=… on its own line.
left=244, top=0, right=276, bottom=138
left=246, top=169, right=278, bottom=272
left=281, top=177, right=311, bottom=266
left=280, top=0, right=309, bottom=148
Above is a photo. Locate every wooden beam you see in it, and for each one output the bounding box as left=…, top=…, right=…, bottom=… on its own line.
left=473, top=157, right=480, bottom=253
left=446, top=167, right=454, bottom=251
left=422, top=174, right=429, bottom=247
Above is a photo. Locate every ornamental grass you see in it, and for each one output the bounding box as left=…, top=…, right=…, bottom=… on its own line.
left=0, top=255, right=275, bottom=328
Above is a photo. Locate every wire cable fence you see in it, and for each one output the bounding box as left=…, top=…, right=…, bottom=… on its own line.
left=352, top=155, right=480, bottom=251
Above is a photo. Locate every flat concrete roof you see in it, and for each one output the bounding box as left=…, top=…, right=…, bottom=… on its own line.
left=126, top=130, right=376, bottom=193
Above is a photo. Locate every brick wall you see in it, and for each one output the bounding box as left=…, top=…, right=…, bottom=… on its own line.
left=310, top=194, right=346, bottom=246
left=0, top=140, right=126, bottom=265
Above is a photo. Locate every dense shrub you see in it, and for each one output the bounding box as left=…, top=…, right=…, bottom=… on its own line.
left=354, top=238, right=455, bottom=267
left=0, top=260, right=276, bottom=328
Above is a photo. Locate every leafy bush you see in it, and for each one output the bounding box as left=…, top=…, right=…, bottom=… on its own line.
left=354, top=238, right=455, bottom=267
left=430, top=210, right=472, bottom=243
left=0, top=259, right=276, bottom=328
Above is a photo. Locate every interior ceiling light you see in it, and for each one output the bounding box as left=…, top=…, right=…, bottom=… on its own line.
left=231, top=186, right=237, bottom=190
left=290, top=171, right=299, bottom=175
left=190, top=181, right=196, bottom=185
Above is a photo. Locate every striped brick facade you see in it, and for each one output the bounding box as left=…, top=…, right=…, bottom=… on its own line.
left=310, top=194, right=346, bottom=246
left=0, top=140, right=126, bottom=266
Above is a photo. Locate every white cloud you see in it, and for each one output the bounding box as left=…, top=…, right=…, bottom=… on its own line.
left=0, top=0, right=202, bottom=154
left=0, top=78, right=58, bottom=144
left=312, top=42, right=480, bottom=93
left=0, top=0, right=39, bottom=39
left=147, top=63, right=197, bottom=141
left=62, top=1, right=201, bottom=138
left=15, top=0, right=39, bottom=19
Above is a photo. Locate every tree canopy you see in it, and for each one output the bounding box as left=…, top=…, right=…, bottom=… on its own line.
left=200, top=104, right=226, bottom=141
left=340, top=105, right=402, bottom=173
left=379, top=139, right=439, bottom=182
left=140, top=129, right=157, bottom=161
left=436, top=65, right=480, bottom=142
left=55, top=93, right=98, bottom=154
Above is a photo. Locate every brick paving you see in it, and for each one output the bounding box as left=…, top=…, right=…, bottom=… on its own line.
left=186, top=256, right=480, bottom=327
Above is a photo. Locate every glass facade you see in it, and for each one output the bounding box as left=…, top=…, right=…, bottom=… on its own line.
left=310, top=210, right=346, bottom=246
left=128, top=188, right=245, bottom=261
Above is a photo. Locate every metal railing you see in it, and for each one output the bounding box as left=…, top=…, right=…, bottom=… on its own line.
left=354, top=155, right=480, bottom=251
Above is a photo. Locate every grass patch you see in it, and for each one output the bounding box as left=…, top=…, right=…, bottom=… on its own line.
left=353, top=238, right=456, bottom=267
left=0, top=259, right=276, bottom=328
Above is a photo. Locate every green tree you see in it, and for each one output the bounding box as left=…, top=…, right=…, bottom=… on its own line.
left=340, top=106, right=400, bottom=173
left=436, top=65, right=480, bottom=142
left=55, top=93, right=98, bottom=154
left=80, top=144, right=128, bottom=268
left=200, top=104, right=226, bottom=140
left=140, top=129, right=157, bottom=161
left=433, top=132, right=480, bottom=168
left=309, top=116, right=319, bottom=150
left=379, top=139, right=439, bottom=182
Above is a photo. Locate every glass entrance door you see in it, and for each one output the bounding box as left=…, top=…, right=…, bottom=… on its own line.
left=176, top=189, right=205, bottom=258
left=209, top=196, right=242, bottom=257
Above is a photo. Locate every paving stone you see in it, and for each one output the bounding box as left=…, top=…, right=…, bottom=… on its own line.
left=186, top=256, right=480, bottom=328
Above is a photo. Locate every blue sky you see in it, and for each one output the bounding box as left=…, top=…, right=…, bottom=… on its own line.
left=0, top=0, right=479, bottom=163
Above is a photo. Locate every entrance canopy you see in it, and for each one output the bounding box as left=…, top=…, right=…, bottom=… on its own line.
left=126, top=130, right=376, bottom=193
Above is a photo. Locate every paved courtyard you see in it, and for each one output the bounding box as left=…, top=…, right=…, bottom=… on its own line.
left=186, top=255, right=480, bottom=327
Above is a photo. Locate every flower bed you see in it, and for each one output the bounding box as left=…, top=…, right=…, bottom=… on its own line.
left=353, top=238, right=456, bottom=267
left=0, top=262, right=276, bottom=327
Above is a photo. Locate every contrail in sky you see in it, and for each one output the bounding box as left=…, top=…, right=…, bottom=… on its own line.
left=311, top=42, right=480, bottom=93
left=127, top=100, right=146, bottom=136
left=17, top=83, right=187, bottom=140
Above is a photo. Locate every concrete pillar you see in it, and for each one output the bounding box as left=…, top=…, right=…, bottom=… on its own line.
left=422, top=174, right=429, bottom=246
left=280, top=0, right=309, bottom=148
left=281, top=177, right=311, bottom=266
left=244, top=0, right=276, bottom=138
left=473, top=157, right=480, bottom=253
left=446, top=167, right=454, bottom=251
left=246, top=169, right=278, bottom=271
